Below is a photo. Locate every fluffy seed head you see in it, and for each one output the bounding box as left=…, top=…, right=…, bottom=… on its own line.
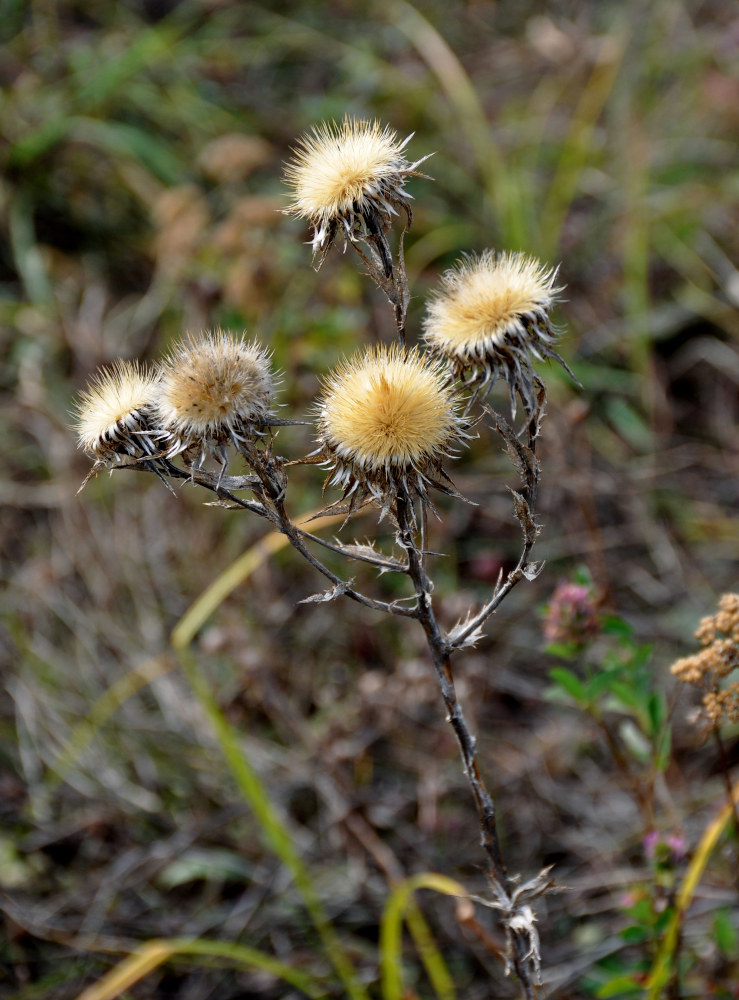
left=284, top=117, right=430, bottom=260
left=423, top=251, right=566, bottom=414
left=157, top=331, right=273, bottom=454
left=74, top=360, right=160, bottom=461
left=317, top=343, right=464, bottom=506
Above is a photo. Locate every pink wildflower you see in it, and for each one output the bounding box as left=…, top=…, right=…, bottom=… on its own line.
left=543, top=581, right=600, bottom=648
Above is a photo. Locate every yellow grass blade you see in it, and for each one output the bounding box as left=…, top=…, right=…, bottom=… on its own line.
left=171, top=507, right=345, bottom=650
left=75, top=941, right=176, bottom=1000
left=380, top=872, right=467, bottom=1000
left=74, top=937, right=325, bottom=1000
left=646, top=781, right=739, bottom=997
left=48, top=655, right=173, bottom=787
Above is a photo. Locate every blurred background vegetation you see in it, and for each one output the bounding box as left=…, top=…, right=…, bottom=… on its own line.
left=1, top=1, right=738, bottom=997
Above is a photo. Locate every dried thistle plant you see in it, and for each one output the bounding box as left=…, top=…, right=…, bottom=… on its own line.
left=73, top=120, right=572, bottom=1000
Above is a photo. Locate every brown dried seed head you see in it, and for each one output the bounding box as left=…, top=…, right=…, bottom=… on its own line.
left=157, top=331, right=273, bottom=452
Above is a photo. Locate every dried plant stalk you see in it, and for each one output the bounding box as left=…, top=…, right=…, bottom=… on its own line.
left=74, top=118, right=573, bottom=999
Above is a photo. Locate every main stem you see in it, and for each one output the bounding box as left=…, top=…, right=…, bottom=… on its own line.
left=395, top=497, right=539, bottom=1000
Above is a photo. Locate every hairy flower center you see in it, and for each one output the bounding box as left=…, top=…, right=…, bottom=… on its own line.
left=322, top=359, right=454, bottom=471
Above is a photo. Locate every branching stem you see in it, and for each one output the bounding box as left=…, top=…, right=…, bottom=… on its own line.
left=395, top=495, right=540, bottom=1000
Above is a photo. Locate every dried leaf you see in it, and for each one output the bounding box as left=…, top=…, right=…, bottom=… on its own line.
left=338, top=542, right=406, bottom=571
left=492, top=410, right=539, bottom=485
left=299, top=581, right=350, bottom=604
left=522, top=560, right=545, bottom=581
left=447, top=616, right=486, bottom=650
left=508, top=488, right=540, bottom=546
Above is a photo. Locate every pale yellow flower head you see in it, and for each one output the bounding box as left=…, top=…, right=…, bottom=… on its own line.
left=156, top=331, right=273, bottom=456
left=423, top=251, right=566, bottom=414
left=317, top=343, right=465, bottom=508
left=74, top=360, right=160, bottom=461
left=284, top=117, right=431, bottom=262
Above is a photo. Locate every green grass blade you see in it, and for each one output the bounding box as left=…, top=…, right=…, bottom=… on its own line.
left=380, top=872, right=467, bottom=1000
left=538, top=35, right=626, bottom=258
left=72, top=23, right=186, bottom=110
left=175, top=649, right=369, bottom=1000
left=8, top=192, right=53, bottom=306
left=69, top=117, right=185, bottom=184
left=171, top=509, right=344, bottom=650
left=46, top=655, right=174, bottom=789
left=387, top=0, right=524, bottom=247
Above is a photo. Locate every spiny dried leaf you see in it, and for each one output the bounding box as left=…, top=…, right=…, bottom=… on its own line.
left=512, top=865, right=557, bottom=902
left=447, top=614, right=486, bottom=650
left=303, top=496, right=379, bottom=522
left=491, top=408, right=538, bottom=485
left=299, top=581, right=351, bottom=604
left=508, top=488, right=540, bottom=546
left=338, top=542, right=407, bottom=571
left=192, top=471, right=263, bottom=491
left=522, top=560, right=545, bottom=581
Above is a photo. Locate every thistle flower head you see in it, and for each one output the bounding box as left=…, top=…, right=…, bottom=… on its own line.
left=74, top=360, right=160, bottom=462
left=423, top=251, right=566, bottom=415
left=284, top=117, right=431, bottom=264
left=316, top=343, right=465, bottom=510
left=156, top=330, right=273, bottom=458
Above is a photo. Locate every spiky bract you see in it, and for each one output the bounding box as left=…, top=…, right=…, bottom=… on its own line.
left=74, top=360, right=160, bottom=462
left=156, top=331, right=273, bottom=457
left=284, top=117, right=430, bottom=263
left=423, top=251, right=566, bottom=414
left=317, top=344, right=464, bottom=510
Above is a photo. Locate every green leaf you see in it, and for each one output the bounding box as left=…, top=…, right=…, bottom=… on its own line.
left=545, top=640, right=580, bottom=660
left=619, top=720, right=651, bottom=763
left=629, top=643, right=653, bottom=672
left=655, top=724, right=672, bottom=773
left=647, top=692, right=667, bottom=737
left=607, top=680, right=643, bottom=711
left=549, top=667, right=588, bottom=704
left=602, top=616, right=633, bottom=639
left=621, top=924, right=649, bottom=944
left=714, top=909, right=738, bottom=957
left=587, top=666, right=624, bottom=700
left=158, top=849, right=252, bottom=889
left=654, top=907, right=674, bottom=935
left=596, top=974, right=644, bottom=998
left=625, top=897, right=653, bottom=925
